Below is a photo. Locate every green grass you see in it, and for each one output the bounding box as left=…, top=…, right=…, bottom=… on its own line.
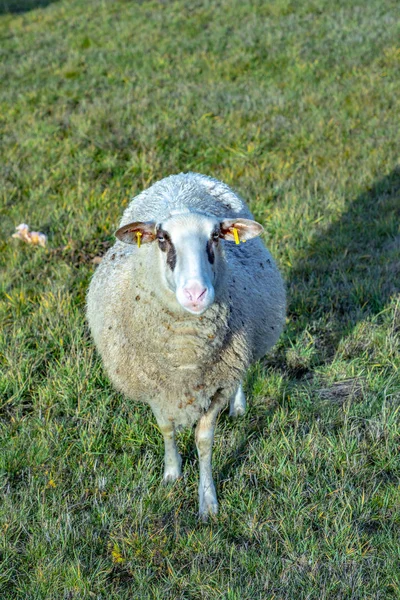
left=1, top=0, right=400, bottom=598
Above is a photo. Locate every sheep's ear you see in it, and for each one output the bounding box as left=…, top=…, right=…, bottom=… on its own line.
left=115, top=221, right=156, bottom=245
left=220, top=218, right=264, bottom=242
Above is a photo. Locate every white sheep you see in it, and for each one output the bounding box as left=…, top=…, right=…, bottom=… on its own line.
left=87, top=172, right=285, bottom=519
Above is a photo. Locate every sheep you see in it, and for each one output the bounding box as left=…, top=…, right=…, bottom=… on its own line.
left=86, top=172, right=286, bottom=520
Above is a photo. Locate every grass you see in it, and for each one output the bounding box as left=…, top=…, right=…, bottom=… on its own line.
left=1, top=0, right=400, bottom=597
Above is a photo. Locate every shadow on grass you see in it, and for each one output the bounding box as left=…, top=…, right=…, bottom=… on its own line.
left=287, top=166, right=400, bottom=360
left=217, top=168, right=400, bottom=483
left=0, top=0, right=57, bottom=14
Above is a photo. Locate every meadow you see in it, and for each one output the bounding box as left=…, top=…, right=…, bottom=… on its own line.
left=1, top=0, right=400, bottom=598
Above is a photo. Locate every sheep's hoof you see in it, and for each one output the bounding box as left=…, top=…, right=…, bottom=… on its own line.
left=229, top=404, right=246, bottom=418
left=163, top=457, right=182, bottom=484
left=199, top=484, right=218, bottom=521
left=199, top=500, right=218, bottom=522
left=163, top=472, right=182, bottom=484
left=163, top=452, right=182, bottom=484
left=229, top=386, right=246, bottom=418
left=163, top=465, right=182, bottom=483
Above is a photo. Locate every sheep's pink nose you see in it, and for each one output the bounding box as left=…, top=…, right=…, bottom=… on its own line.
left=177, top=281, right=215, bottom=314
left=183, top=284, right=207, bottom=303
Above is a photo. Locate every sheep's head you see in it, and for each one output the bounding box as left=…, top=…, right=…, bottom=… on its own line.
left=116, top=213, right=263, bottom=315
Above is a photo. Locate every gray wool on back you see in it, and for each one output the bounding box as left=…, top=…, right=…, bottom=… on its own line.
left=87, top=173, right=286, bottom=428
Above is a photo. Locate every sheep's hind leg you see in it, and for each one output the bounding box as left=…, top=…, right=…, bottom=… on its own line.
left=157, top=421, right=182, bottom=483
left=195, top=394, right=226, bottom=521
left=229, top=383, right=246, bottom=418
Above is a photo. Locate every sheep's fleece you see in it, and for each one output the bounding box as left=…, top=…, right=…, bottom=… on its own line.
left=87, top=172, right=286, bottom=428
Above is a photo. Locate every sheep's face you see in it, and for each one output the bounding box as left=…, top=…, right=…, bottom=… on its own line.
left=116, top=213, right=263, bottom=315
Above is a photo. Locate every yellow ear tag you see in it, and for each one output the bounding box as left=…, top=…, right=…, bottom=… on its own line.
left=136, top=231, right=142, bottom=248
left=232, top=227, right=240, bottom=245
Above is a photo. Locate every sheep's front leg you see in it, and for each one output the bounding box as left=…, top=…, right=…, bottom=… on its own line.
left=158, top=421, right=182, bottom=483
left=229, top=382, right=246, bottom=418
left=195, top=396, right=226, bottom=521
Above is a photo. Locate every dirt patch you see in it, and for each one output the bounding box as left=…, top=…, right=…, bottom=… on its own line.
left=317, top=378, right=365, bottom=404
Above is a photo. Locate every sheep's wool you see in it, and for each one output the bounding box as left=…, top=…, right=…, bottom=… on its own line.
left=87, top=173, right=286, bottom=428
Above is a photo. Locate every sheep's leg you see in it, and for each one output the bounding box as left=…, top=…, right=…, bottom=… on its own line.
left=229, top=382, right=246, bottom=418
left=195, top=395, right=226, bottom=521
left=157, top=421, right=182, bottom=483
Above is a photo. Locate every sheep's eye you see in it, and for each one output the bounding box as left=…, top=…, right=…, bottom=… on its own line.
left=212, top=232, right=220, bottom=241
left=156, top=231, right=167, bottom=243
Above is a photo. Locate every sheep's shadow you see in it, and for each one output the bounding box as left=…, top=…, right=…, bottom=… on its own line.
left=217, top=168, right=400, bottom=482
left=0, top=0, right=57, bottom=14
left=287, top=167, right=400, bottom=358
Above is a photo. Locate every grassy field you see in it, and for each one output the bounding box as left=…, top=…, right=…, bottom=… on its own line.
left=1, top=0, right=400, bottom=597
